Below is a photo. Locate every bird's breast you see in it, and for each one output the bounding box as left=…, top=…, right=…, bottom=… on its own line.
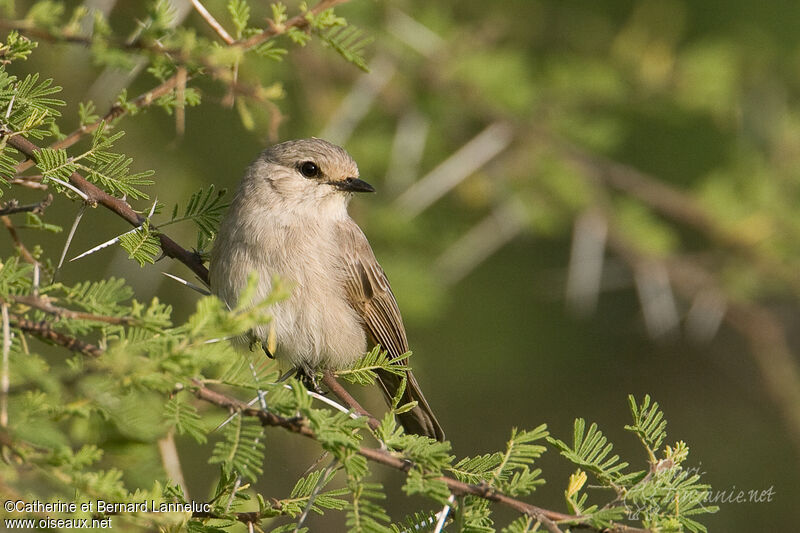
left=214, top=214, right=367, bottom=369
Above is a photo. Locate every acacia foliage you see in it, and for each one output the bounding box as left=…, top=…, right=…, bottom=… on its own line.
left=0, top=2, right=716, bottom=532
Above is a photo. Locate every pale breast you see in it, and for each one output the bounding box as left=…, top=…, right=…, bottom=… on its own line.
left=215, top=211, right=367, bottom=370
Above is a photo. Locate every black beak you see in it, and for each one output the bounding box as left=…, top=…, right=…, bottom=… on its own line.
left=335, top=177, right=375, bottom=193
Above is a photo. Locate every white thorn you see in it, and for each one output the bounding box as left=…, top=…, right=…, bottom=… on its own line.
left=162, top=272, right=211, bottom=296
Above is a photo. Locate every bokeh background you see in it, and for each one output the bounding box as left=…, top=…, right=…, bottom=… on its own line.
left=3, top=0, right=799, bottom=530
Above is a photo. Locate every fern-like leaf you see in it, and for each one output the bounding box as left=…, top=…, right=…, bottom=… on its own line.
left=547, top=419, right=629, bottom=485
left=624, top=394, right=667, bottom=462
left=167, top=184, right=228, bottom=238
left=449, top=453, right=503, bottom=484
left=492, top=426, right=548, bottom=485
left=164, top=395, right=207, bottom=444
left=346, top=481, right=391, bottom=533
left=209, top=415, right=265, bottom=482
left=336, top=345, right=410, bottom=385
left=318, top=24, right=373, bottom=72
left=119, top=221, right=161, bottom=266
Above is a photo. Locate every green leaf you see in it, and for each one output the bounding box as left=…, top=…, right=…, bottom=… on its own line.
left=547, top=419, right=628, bottom=485
left=20, top=212, right=62, bottom=233
left=165, top=184, right=228, bottom=239
left=624, top=394, right=667, bottom=462
left=346, top=481, right=391, bottom=533
left=317, top=24, right=372, bottom=72
left=119, top=221, right=161, bottom=266
left=336, top=346, right=410, bottom=385
left=164, top=395, right=207, bottom=444
left=227, top=0, right=250, bottom=38
left=209, top=415, right=265, bottom=482
left=449, top=453, right=503, bottom=484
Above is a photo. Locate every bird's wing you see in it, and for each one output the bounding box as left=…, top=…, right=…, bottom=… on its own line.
left=337, top=219, right=409, bottom=358
left=336, top=219, right=445, bottom=441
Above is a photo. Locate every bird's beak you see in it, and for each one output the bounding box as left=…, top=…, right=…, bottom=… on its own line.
left=334, top=177, right=375, bottom=193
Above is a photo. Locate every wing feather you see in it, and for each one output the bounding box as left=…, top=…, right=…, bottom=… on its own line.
left=336, top=219, right=445, bottom=441
left=337, top=220, right=408, bottom=358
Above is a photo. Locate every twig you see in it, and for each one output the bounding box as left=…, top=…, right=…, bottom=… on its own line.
left=551, top=133, right=800, bottom=296
left=8, top=314, right=102, bottom=357
left=1, top=215, right=38, bottom=264
left=10, top=0, right=352, bottom=173
left=395, top=122, right=514, bottom=218
left=322, top=370, right=380, bottom=430
left=9, top=176, right=48, bottom=190
left=237, top=0, right=351, bottom=50
left=175, top=66, right=187, bottom=137
left=15, top=73, right=183, bottom=174
left=3, top=133, right=210, bottom=285
left=190, top=380, right=650, bottom=533
left=0, top=194, right=53, bottom=216
left=189, top=0, right=235, bottom=45
left=8, top=294, right=136, bottom=326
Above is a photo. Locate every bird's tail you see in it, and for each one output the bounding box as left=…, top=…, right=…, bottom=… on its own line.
left=376, top=369, right=445, bottom=442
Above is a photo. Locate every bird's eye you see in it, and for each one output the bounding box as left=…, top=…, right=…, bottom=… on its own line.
left=299, top=161, right=320, bottom=178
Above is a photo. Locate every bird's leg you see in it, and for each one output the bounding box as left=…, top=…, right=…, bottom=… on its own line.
left=295, top=365, right=325, bottom=394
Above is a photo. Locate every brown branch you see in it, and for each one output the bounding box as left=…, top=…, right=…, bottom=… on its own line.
left=191, top=380, right=650, bottom=533
left=7, top=0, right=342, bottom=175
left=8, top=294, right=135, bottom=326
left=0, top=194, right=52, bottom=216
left=322, top=370, right=380, bottom=430
left=1, top=215, right=38, bottom=264
left=15, top=74, right=183, bottom=174
left=2, top=134, right=210, bottom=285
left=8, top=314, right=102, bottom=357
left=238, top=0, right=350, bottom=49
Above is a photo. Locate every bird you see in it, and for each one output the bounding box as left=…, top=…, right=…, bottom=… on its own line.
left=209, top=138, right=445, bottom=441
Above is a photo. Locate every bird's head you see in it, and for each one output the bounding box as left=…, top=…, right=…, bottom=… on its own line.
left=247, top=138, right=374, bottom=214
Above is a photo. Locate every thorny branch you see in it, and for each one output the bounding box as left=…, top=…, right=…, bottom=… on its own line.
left=2, top=0, right=356, bottom=292
left=606, top=228, right=800, bottom=458
left=3, top=133, right=210, bottom=284
left=14, top=73, right=183, bottom=175
left=6, top=0, right=344, bottom=174
left=7, top=294, right=136, bottom=326
left=322, top=369, right=380, bottom=430
left=0, top=194, right=52, bottom=216
left=191, top=380, right=650, bottom=533
left=7, top=314, right=102, bottom=357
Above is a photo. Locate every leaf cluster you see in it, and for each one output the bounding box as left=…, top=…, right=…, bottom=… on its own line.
left=547, top=395, right=717, bottom=532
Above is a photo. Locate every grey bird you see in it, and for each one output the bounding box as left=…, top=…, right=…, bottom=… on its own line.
left=210, top=138, right=445, bottom=441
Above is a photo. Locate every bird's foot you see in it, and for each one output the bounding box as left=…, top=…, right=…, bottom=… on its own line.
left=295, top=366, right=325, bottom=394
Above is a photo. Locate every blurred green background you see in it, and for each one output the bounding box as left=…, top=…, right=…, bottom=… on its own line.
left=3, top=0, right=799, bottom=529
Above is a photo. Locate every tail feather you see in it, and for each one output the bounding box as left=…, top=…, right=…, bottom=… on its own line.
left=376, top=369, right=445, bottom=441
